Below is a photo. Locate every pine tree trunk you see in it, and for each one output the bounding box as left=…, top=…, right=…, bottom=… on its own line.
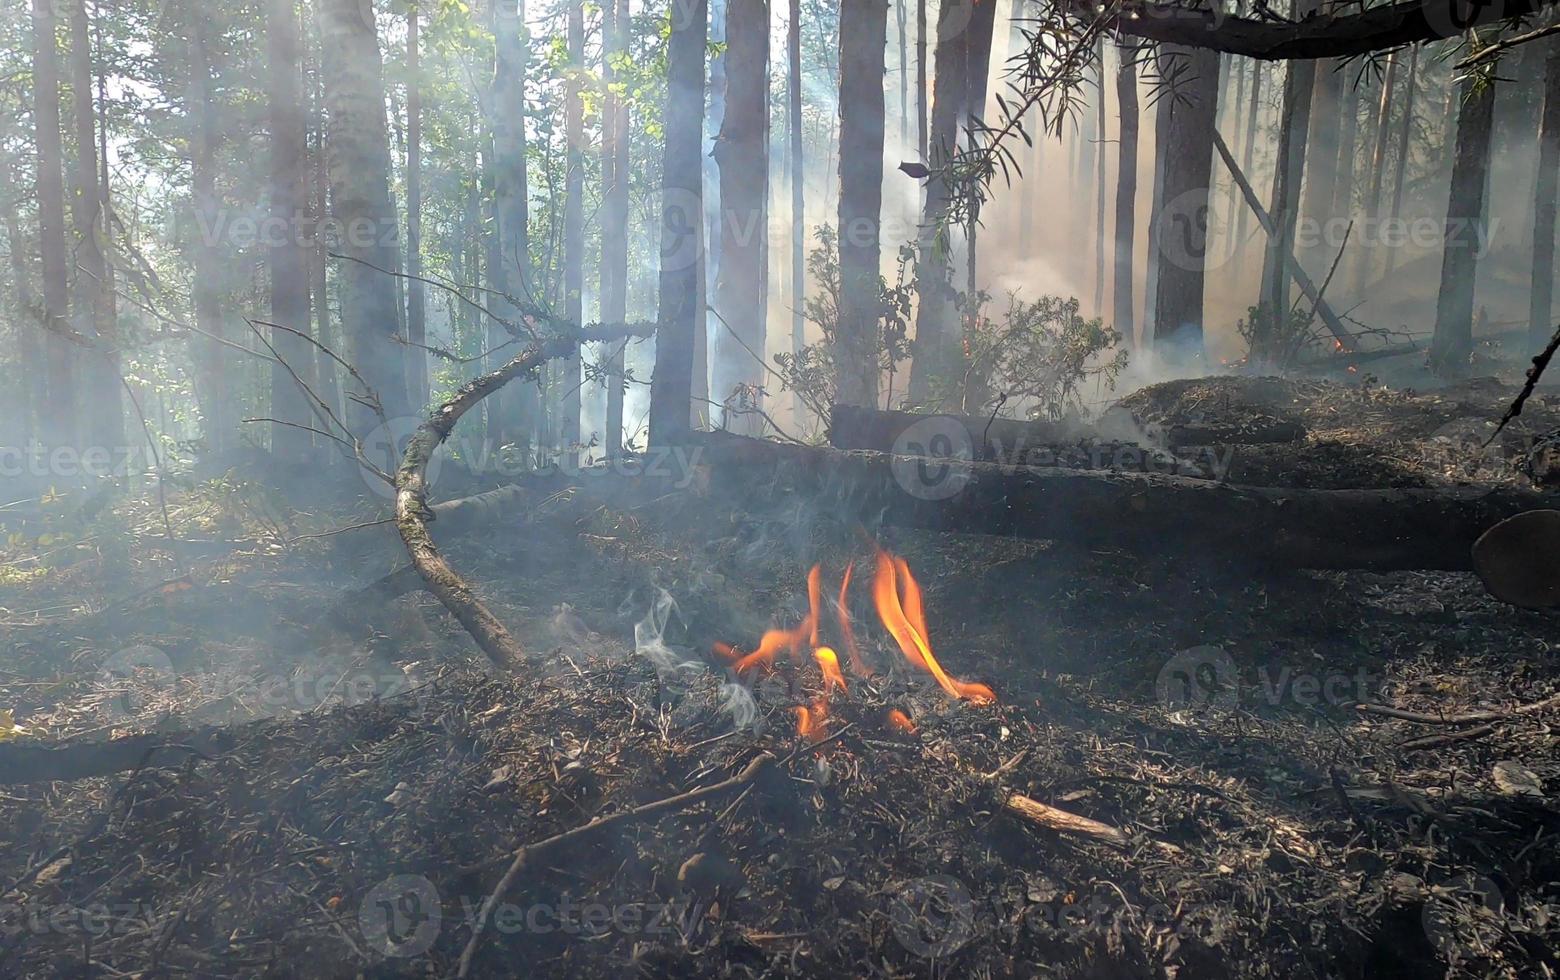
left=1113, top=42, right=1139, bottom=348
left=916, top=0, right=927, bottom=163
left=601, top=0, right=630, bottom=456
left=187, top=7, right=229, bottom=455
left=1384, top=45, right=1419, bottom=277
left=1430, top=76, right=1496, bottom=378
left=907, top=0, right=967, bottom=403
left=896, top=0, right=908, bottom=152
left=1094, top=38, right=1107, bottom=318
left=711, top=0, right=769, bottom=424
left=835, top=0, right=889, bottom=408
left=1259, top=53, right=1316, bottom=328
left=2, top=208, right=45, bottom=446
left=1300, top=58, right=1342, bottom=267
left=66, top=0, right=120, bottom=451
left=1150, top=44, right=1220, bottom=361
left=318, top=0, right=411, bottom=435
left=648, top=0, right=707, bottom=446
left=308, top=57, right=341, bottom=434
left=1235, top=59, right=1261, bottom=258
left=961, top=0, right=997, bottom=299
left=788, top=0, right=806, bottom=421
left=30, top=0, right=75, bottom=449
left=1332, top=69, right=1358, bottom=226
left=1531, top=40, right=1560, bottom=350
left=405, top=1, right=427, bottom=409
left=264, top=0, right=315, bottom=462
left=560, top=0, right=584, bottom=452
left=491, top=0, right=533, bottom=452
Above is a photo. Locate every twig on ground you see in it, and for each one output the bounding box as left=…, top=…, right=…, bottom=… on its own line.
left=1356, top=692, right=1560, bottom=726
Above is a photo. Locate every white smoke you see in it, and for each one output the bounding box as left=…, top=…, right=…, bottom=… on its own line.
left=633, top=588, right=701, bottom=679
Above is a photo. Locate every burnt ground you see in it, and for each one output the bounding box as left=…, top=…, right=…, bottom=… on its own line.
left=2, top=375, right=1559, bottom=979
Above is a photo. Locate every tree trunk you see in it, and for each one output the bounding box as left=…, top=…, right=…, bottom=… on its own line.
left=309, top=56, right=342, bottom=434
left=1142, top=54, right=1174, bottom=332
left=1430, top=76, right=1496, bottom=378
left=1332, top=66, right=1358, bottom=232
left=1113, top=42, right=1139, bottom=347
left=405, top=1, right=427, bottom=409
left=1530, top=39, right=1560, bottom=351
left=648, top=0, right=707, bottom=446
left=1384, top=45, right=1419, bottom=277
left=835, top=0, right=889, bottom=408
left=560, top=0, right=584, bottom=452
left=916, top=0, right=927, bottom=164
left=897, top=0, right=909, bottom=152
left=264, top=0, right=315, bottom=462
left=1234, top=59, right=1261, bottom=258
left=960, top=0, right=997, bottom=300
left=1258, top=52, right=1316, bottom=329
left=318, top=0, right=411, bottom=435
left=1094, top=38, right=1108, bottom=318
left=601, top=0, right=630, bottom=457
left=1365, top=52, right=1398, bottom=220
left=1150, top=44, right=1220, bottom=362
left=491, top=0, right=532, bottom=452
left=788, top=0, right=806, bottom=421
left=30, top=0, right=75, bottom=449
left=187, top=7, right=228, bottom=455
left=2, top=208, right=45, bottom=446
left=711, top=0, right=770, bottom=425
left=907, top=0, right=968, bottom=403
left=1299, top=57, right=1342, bottom=267
left=66, top=0, right=120, bottom=451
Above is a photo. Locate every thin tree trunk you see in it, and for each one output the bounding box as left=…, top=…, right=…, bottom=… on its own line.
left=907, top=0, right=967, bottom=403
left=1235, top=59, right=1262, bottom=259
left=319, top=0, right=412, bottom=434
left=1094, top=37, right=1107, bottom=318
left=1259, top=51, right=1316, bottom=330
left=66, top=0, right=120, bottom=450
left=309, top=56, right=341, bottom=434
left=1151, top=44, right=1220, bottom=361
left=3, top=208, right=44, bottom=446
left=648, top=0, right=707, bottom=446
left=1300, top=57, right=1342, bottom=266
left=601, top=0, right=630, bottom=457
left=711, top=0, right=769, bottom=424
left=1113, top=42, right=1139, bottom=348
left=897, top=0, right=909, bottom=152
left=1531, top=40, right=1560, bottom=351
left=264, top=0, right=315, bottom=462
left=560, top=0, right=584, bottom=452
left=30, top=0, right=75, bottom=448
left=836, top=0, right=889, bottom=408
left=187, top=8, right=228, bottom=455
left=1333, top=67, right=1359, bottom=224
left=789, top=0, right=806, bottom=420
left=491, top=0, right=533, bottom=451
left=1430, top=76, right=1496, bottom=378
left=1366, top=52, right=1398, bottom=219
left=961, top=0, right=997, bottom=300
left=405, top=1, right=427, bottom=409
left=916, top=0, right=927, bottom=164
left=1384, top=45, right=1419, bottom=277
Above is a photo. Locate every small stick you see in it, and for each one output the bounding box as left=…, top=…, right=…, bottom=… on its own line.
left=455, top=752, right=776, bottom=977
left=1002, top=792, right=1131, bottom=847
left=1356, top=693, right=1560, bottom=726
left=1399, top=724, right=1499, bottom=751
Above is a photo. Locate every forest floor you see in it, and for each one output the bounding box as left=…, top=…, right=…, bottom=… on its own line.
left=2, top=374, right=1559, bottom=979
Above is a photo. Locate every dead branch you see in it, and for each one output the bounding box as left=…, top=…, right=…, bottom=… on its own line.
left=1356, top=692, right=1560, bottom=726
left=455, top=752, right=777, bottom=978
left=1002, top=792, right=1131, bottom=846
left=1488, top=321, right=1560, bottom=445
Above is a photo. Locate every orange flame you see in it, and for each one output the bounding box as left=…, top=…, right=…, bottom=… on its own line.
left=814, top=646, right=847, bottom=693
left=872, top=550, right=995, bottom=703
left=793, top=705, right=819, bottom=740
left=836, top=562, right=872, bottom=677
left=718, top=565, right=823, bottom=677
left=885, top=709, right=917, bottom=734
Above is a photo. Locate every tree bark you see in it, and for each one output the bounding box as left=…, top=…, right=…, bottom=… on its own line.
left=491, top=0, right=533, bottom=451
left=1300, top=58, right=1343, bottom=267
left=1235, top=59, right=1262, bottom=259
left=2, top=208, right=45, bottom=446
left=1094, top=38, right=1108, bottom=318
left=1430, top=76, right=1497, bottom=378
left=187, top=7, right=229, bottom=456
left=1113, top=42, right=1140, bottom=347
left=1258, top=51, right=1316, bottom=330
left=601, top=0, right=630, bottom=456
left=1150, top=45, right=1220, bottom=362
left=309, top=58, right=342, bottom=436
left=265, top=0, right=315, bottom=462
left=405, top=0, right=427, bottom=409
left=907, top=0, right=968, bottom=403
left=1384, top=45, right=1419, bottom=277
left=916, top=0, right=927, bottom=164
left=319, top=0, right=411, bottom=434
left=648, top=0, right=708, bottom=446
left=561, top=0, right=585, bottom=452
left=835, top=0, right=890, bottom=408
left=711, top=0, right=770, bottom=423
left=29, top=0, right=75, bottom=449
left=1531, top=39, right=1560, bottom=351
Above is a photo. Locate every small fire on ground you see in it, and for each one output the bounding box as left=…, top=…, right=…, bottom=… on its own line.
left=715, top=548, right=995, bottom=741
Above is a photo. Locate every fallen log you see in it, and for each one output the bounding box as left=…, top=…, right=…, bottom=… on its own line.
left=692, top=432, right=1560, bottom=571
left=0, top=721, right=256, bottom=785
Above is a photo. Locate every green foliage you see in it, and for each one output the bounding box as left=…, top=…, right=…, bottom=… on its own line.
left=944, top=294, right=1127, bottom=420
left=1236, top=303, right=1323, bottom=373
left=772, top=226, right=915, bottom=424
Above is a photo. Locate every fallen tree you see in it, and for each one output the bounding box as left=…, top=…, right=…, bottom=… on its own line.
left=693, top=432, right=1560, bottom=571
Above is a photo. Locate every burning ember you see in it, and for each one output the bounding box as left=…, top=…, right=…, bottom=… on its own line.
left=716, top=548, right=995, bottom=739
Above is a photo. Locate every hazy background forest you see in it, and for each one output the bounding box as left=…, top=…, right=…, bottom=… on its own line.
left=2, top=0, right=1555, bottom=474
